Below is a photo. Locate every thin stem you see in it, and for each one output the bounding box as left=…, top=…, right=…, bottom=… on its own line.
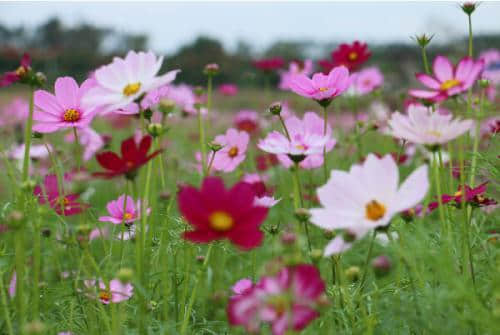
left=467, top=14, right=473, bottom=58
left=396, top=140, right=406, bottom=164
left=433, top=151, right=447, bottom=233
left=206, top=150, right=217, bottom=175
left=358, top=231, right=376, bottom=296
left=180, top=244, right=213, bottom=335
left=32, top=217, right=41, bottom=320
left=15, top=226, right=26, bottom=332
left=197, top=105, right=207, bottom=175
left=118, top=180, right=129, bottom=266
left=73, top=127, right=81, bottom=171
left=206, top=75, right=213, bottom=129
left=322, top=105, right=329, bottom=182
left=469, top=88, right=485, bottom=187
left=292, top=163, right=311, bottom=251
left=0, top=273, right=15, bottom=335
left=21, top=87, right=35, bottom=183
left=278, top=115, right=291, bottom=141
left=421, top=46, right=431, bottom=74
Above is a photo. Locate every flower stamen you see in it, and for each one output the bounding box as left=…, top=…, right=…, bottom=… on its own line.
left=440, top=79, right=460, bottom=91
left=365, top=200, right=386, bottom=221
left=123, top=82, right=141, bottom=96
left=209, top=211, right=234, bottom=231
left=63, top=108, right=81, bottom=122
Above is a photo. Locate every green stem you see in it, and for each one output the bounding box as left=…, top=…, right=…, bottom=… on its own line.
left=322, top=105, right=329, bottom=182
left=467, top=14, right=473, bottom=58
left=433, top=151, right=447, bottom=233
left=73, top=127, right=81, bottom=171
left=292, top=164, right=311, bottom=251
left=0, top=273, right=14, bottom=335
left=180, top=244, right=213, bottom=335
left=357, top=231, right=376, bottom=296
left=421, top=46, right=431, bottom=74
left=197, top=105, right=207, bottom=176
left=469, top=88, right=484, bottom=187
left=118, top=180, right=129, bottom=266
left=21, top=87, right=35, bottom=183
left=206, top=75, right=213, bottom=129
left=278, top=115, right=291, bottom=141
left=14, top=227, right=26, bottom=332
left=32, top=217, right=41, bottom=320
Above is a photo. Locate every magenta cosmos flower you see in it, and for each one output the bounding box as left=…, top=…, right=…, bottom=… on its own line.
left=99, top=194, right=150, bottom=224
left=253, top=57, right=285, bottom=72
left=279, top=59, right=314, bottom=91
left=388, top=105, right=473, bottom=146
left=409, top=55, right=483, bottom=102
left=82, top=50, right=179, bottom=115
left=0, top=53, right=31, bottom=88
left=349, top=67, right=384, bottom=95
left=289, top=66, right=350, bottom=106
left=228, top=264, right=326, bottom=335
left=310, top=154, right=428, bottom=256
left=211, top=128, right=249, bottom=173
left=234, top=110, right=259, bottom=134
left=258, top=111, right=335, bottom=163
left=218, top=83, right=239, bottom=96
left=178, top=177, right=268, bottom=250
left=84, top=279, right=133, bottom=304
left=33, top=77, right=96, bottom=133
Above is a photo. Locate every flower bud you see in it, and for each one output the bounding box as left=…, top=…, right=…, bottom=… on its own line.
left=159, top=99, right=176, bottom=114
left=21, top=179, right=36, bottom=192
left=479, top=79, right=490, bottom=89
left=309, top=248, right=323, bottom=261
left=269, top=224, right=279, bottom=235
left=323, top=230, right=335, bottom=240
left=342, top=230, right=357, bottom=243
left=196, top=255, right=205, bottom=263
left=147, top=123, right=163, bottom=137
left=117, top=268, right=134, bottom=283
left=372, top=255, right=392, bottom=277
left=413, top=34, right=434, bottom=48
left=294, top=208, right=311, bottom=222
left=34, top=72, right=47, bottom=87
left=208, top=141, right=223, bottom=152
left=461, top=2, right=477, bottom=15
left=41, top=228, right=51, bottom=237
left=203, top=63, right=220, bottom=76
left=194, top=86, right=205, bottom=97
left=281, top=232, right=296, bottom=245
left=7, top=210, right=24, bottom=229
left=159, top=190, right=171, bottom=201
left=345, top=266, right=361, bottom=282
left=32, top=131, right=43, bottom=139
left=142, top=108, right=153, bottom=121
left=269, top=102, right=282, bottom=115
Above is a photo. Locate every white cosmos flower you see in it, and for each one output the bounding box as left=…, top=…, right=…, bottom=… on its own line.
left=310, top=154, right=429, bottom=256
left=82, top=50, right=180, bottom=115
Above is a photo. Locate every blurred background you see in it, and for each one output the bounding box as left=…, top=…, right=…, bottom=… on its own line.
left=1, top=1, right=500, bottom=89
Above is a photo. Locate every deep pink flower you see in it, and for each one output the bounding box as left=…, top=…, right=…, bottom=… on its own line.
left=279, top=59, right=314, bottom=91
left=428, top=182, right=497, bottom=211
left=178, top=177, right=268, bottom=250
left=228, top=264, right=326, bottom=335
left=234, top=110, right=259, bottom=133
left=319, top=41, right=371, bottom=72
left=242, top=173, right=280, bottom=208
left=99, top=194, right=149, bottom=224
left=289, top=66, right=350, bottom=105
left=0, top=53, right=31, bottom=87
left=256, top=153, right=279, bottom=171
left=409, top=55, right=484, bottom=102
left=33, top=77, right=97, bottom=133
left=33, top=174, right=88, bottom=216
left=218, top=83, right=239, bottom=96
left=211, top=128, right=249, bottom=173
left=349, top=67, right=384, bottom=95
left=253, top=57, right=285, bottom=72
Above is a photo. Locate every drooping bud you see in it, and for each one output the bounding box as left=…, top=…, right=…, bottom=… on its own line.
left=372, top=255, right=392, bottom=277
left=269, top=102, right=282, bottom=115
left=203, top=63, right=220, bottom=76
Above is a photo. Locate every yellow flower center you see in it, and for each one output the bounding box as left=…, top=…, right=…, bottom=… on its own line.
left=365, top=200, right=386, bottom=221
left=295, top=144, right=306, bottom=150
left=319, top=87, right=329, bottom=92
left=228, top=146, right=239, bottom=158
left=99, top=290, right=111, bottom=302
left=123, top=212, right=133, bottom=220
left=348, top=52, right=358, bottom=61
left=426, top=130, right=442, bottom=138
left=440, top=79, right=460, bottom=91
left=63, top=108, right=81, bottom=122
left=123, top=82, right=141, bottom=96
left=454, top=190, right=462, bottom=197
left=15, top=66, right=26, bottom=76
left=209, top=211, right=234, bottom=232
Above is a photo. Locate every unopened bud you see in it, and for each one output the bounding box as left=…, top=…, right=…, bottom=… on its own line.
left=461, top=2, right=477, bottom=15
left=34, top=72, right=47, bottom=87
left=203, top=63, right=220, bottom=76
left=323, top=230, right=335, bottom=240
left=269, top=225, right=279, bottom=235
left=21, top=179, right=36, bottom=192
left=269, top=102, right=282, bottom=115
left=479, top=79, right=490, bottom=89
left=76, top=224, right=91, bottom=237
left=7, top=210, right=24, bottom=228
left=294, top=208, right=311, bottom=222
left=372, top=255, right=392, bottom=277
left=413, top=34, right=434, bottom=48
left=196, top=255, right=205, bottom=263
left=342, top=230, right=357, bottom=243
left=41, top=228, right=51, bottom=237
left=142, top=108, right=153, bottom=121
left=345, top=266, right=361, bottom=282
left=147, top=123, right=163, bottom=137
left=281, top=232, right=296, bottom=245
left=309, top=248, right=323, bottom=261
left=117, top=268, right=134, bottom=283
left=208, top=141, right=223, bottom=152
left=194, top=86, right=205, bottom=97
left=32, top=131, right=43, bottom=139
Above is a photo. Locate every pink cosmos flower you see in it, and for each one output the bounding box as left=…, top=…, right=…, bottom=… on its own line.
left=161, top=84, right=206, bottom=116
left=33, top=76, right=97, bottom=133
left=140, top=85, right=170, bottom=110
left=234, top=110, right=259, bottom=134
left=89, top=226, right=110, bottom=241
left=409, top=55, right=483, bottom=102
left=218, top=83, right=239, bottom=96
left=259, top=111, right=335, bottom=167
left=10, top=143, right=51, bottom=161
left=310, top=154, right=429, bottom=256
left=65, top=127, right=105, bottom=161
left=231, top=278, right=253, bottom=295
left=228, top=264, right=326, bottom=335
left=349, top=67, right=384, bottom=95
left=99, top=194, right=149, bottom=224
left=82, top=50, right=179, bottom=115
left=479, top=49, right=500, bottom=84
left=0, top=98, right=29, bottom=127
left=211, top=128, right=249, bottom=173
left=388, top=105, right=473, bottom=145
left=289, top=66, right=350, bottom=104
left=84, top=279, right=133, bottom=304
left=279, top=59, right=313, bottom=91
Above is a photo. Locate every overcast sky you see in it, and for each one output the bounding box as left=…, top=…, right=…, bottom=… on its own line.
left=1, top=1, right=500, bottom=54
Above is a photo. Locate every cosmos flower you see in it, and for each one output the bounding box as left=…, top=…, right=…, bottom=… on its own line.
left=289, top=66, right=350, bottom=105
left=140, top=85, right=170, bottom=110
left=479, top=49, right=500, bottom=84
left=253, top=57, right=285, bottom=72
left=0, top=53, right=31, bottom=88
left=211, top=128, right=249, bottom=173
left=428, top=182, right=497, bottom=212
left=0, top=98, right=29, bottom=127
left=387, top=105, right=473, bottom=145
left=319, top=41, right=371, bottom=72
left=10, top=143, right=51, bottom=161
left=218, top=83, right=239, bottom=96
left=33, top=174, right=88, bottom=216
left=349, top=67, right=384, bottom=95
left=234, top=110, right=259, bottom=134
left=409, top=55, right=484, bottom=102
left=82, top=50, right=179, bottom=115
left=228, top=264, right=326, bottom=335
left=256, top=153, right=280, bottom=171
left=99, top=194, right=150, bottom=224
left=178, top=177, right=268, bottom=250
left=279, top=59, right=314, bottom=91
left=32, top=77, right=97, bottom=133
left=161, top=84, right=206, bottom=116
left=242, top=173, right=280, bottom=208
left=309, top=154, right=429, bottom=256
left=84, top=279, right=133, bottom=304
left=94, top=135, right=161, bottom=179
left=258, top=111, right=335, bottom=164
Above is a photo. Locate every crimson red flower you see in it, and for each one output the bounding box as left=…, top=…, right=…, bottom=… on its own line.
left=178, top=177, right=268, bottom=250
left=94, top=135, right=161, bottom=179
left=33, top=174, right=88, bottom=216
left=253, top=57, right=285, bottom=72
left=256, top=153, right=279, bottom=171
left=0, top=53, right=31, bottom=87
left=319, top=41, right=371, bottom=73
left=429, top=182, right=497, bottom=211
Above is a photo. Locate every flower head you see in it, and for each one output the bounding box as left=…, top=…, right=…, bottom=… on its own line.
left=349, top=67, right=384, bottom=95
left=84, top=279, right=133, bottom=304
left=310, top=154, right=429, bottom=256
left=409, top=55, right=484, bottom=102
left=178, top=177, right=268, bottom=250
left=211, top=128, right=249, bottom=173
left=82, top=51, right=179, bottom=115
left=162, top=84, right=206, bottom=116
left=279, top=59, right=314, bottom=91
left=429, top=182, right=497, bottom=211
left=33, top=77, right=97, bottom=133
left=289, top=66, right=350, bottom=104
left=0, top=98, right=29, bottom=127
left=242, top=173, right=280, bottom=208
left=319, top=41, right=371, bottom=72
left=228, top=264, right=326, bottom=335
left=234, top=110, right=259, bottom=133
left=94, top=135, right=161, bottom=179
left=33, top=174, right=88, bottom=216
left=253, top=57, right=284, bottom=72
left=0, top=53, right=31, bottom=88
left=218, top=83, right=239, bottom=96
left=388, top=105, right=473, bottom=146
left=99, top=195, right=149, bottom=224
